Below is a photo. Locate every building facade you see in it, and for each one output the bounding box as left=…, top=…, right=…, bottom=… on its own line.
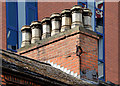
left=0, top=0, right=120, bottom=85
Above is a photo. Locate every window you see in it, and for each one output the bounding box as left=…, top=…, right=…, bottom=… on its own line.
left=6, top=2, right=18, bottom=52
left=7, top=2, right=18, bottom=29
left=18, top=2, right=26, bottom=48
left=7, top=28, right=18, bottom=50
left=26, top=2, right=38, bottom=25
left=87, top=0, right=95, bottom=31
left=95, top=0, right=104, bottom=34
left=98, top=61, right=104, bottom=79
left=96, top=0, right=105, bottom=81
left=98, top=37, right=104, bottom=80
left=6, top=1, right=38, bottom=51
left=98, top=38, right=103, bottom=60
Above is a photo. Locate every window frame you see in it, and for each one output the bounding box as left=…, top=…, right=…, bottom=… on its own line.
left=78, top=0, right=87, bottom=8
left=94, top=0, right=104, bottom=35
left=95, top=0, right=105, bottom=81
left=6, top=2, right=19, bottom=52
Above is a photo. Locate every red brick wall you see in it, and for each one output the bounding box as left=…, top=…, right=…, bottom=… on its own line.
left=105, top=2, right=119, bottom=84
left=0, top=2, right=6, bottom=50
left=18, top=32, right=98, bottom=77
left=38, top=2, right=77, bottom=21
left=1, top=73, right=41, bottom=86
left=1, top=75, right=6, bottom=86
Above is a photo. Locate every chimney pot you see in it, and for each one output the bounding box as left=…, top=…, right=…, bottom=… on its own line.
left=83, top=8, right=93, bottom=30
left=21, top=25, right=31, bottom=47
left=41, top=17, right=51, bottom=39
left=71, top=5, right=83, bottom=28
left=50, top=13, right=61, bottom=36
left=30, top=21, right=42, bottom=43
left=61, top=9, right=71, bottom=32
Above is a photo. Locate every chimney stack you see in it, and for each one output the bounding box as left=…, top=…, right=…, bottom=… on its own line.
left=30, top=21, right=42, bottom=44
left=61, top=9, right=71, bottom=32
left=83, top=8, right=92, bottom=30
left=41, top=17, right=51, bottom=39
left=21, top=25, right=31, bottom=47
left=71, top=5, right=83, bottom=29
left=21, top=5, right=93, bottom=48
left=50, top=13, right=61, bottom=36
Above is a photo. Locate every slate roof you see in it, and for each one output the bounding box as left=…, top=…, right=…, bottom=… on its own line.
left=0, top=49, right=91, bottom=86
left=0, top=49, right=113, bottom=86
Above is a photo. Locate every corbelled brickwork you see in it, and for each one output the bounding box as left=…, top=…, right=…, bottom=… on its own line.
left=18, top=27, right=99, bottom=80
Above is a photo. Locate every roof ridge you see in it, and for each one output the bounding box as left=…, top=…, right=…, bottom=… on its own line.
left=0, top=49, right=50, bottom=66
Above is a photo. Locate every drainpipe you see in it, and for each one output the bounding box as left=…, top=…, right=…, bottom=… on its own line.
left=76, top=37, right=83, bottom=79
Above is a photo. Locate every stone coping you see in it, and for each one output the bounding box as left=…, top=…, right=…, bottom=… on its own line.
left=18, top=26, right=102, bottom=53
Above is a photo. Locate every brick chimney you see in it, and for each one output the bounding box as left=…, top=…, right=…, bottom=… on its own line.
left=21, top=25, right=31, bottom=47
left=50, top=13, right=61, bottom=36
left=41, top=17, right=51, bottom=39
left=18, top=5, right=99, bottom=82
left=61, top=9, right=71, bottom=32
